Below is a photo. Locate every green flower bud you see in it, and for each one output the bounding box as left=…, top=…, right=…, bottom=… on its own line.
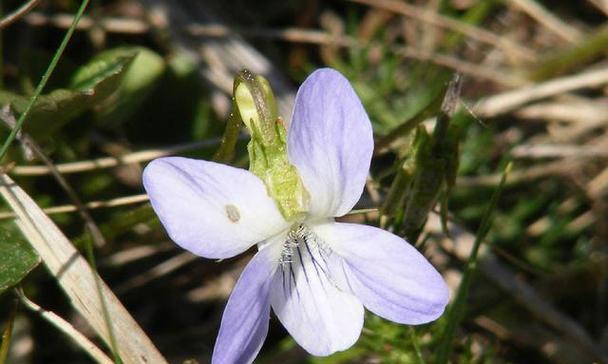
left=235, top=70, right=279, bottom=146
left=233, top=70, right=309, bottom=221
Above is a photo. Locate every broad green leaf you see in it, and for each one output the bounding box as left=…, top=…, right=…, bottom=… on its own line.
left=92, top=47, right=165, bottom=127
left=0, top=224, right=40, bottom=295
left=0, top=52, right=135, bottom=137
left=70, top=51, right=137, bottom=92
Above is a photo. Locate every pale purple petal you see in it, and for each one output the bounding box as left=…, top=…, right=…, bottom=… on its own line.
left=143, top=157, right=288, bottom=259
left=288, top=68, right=373, bottom=218
left=313, top=222, right=449, bottom=324
left=212, top=247, right=276, bottom=364
left=269, top=227, right=364, bottom=356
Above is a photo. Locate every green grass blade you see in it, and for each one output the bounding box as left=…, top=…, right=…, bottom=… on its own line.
left=0, top=0, right=91, bottom=161
left=409, top=327, right=425, bottom=364
left=435, top=161, right=512, bottom=364
left=0, top=2, right=125, bottom=363
left=529, top=24, right=608, bottom=81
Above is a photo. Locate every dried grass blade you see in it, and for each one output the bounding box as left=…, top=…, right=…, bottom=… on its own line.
left=0, top=174, right=167, bottom=364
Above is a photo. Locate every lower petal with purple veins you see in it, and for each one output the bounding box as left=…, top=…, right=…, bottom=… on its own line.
left=269, top=224, right=364, bottom=356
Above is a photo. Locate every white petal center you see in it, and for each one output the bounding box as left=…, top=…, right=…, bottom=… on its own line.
left=278, top=223, right=333, bottom=284
left=268, top=222, right=364, bottom=356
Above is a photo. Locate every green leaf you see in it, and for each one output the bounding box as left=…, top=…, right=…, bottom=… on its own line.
left=92, top=47, right=166, bottom=127
left=70, top=51, right=136, bottom=91
left=0, top=224, right=40, bottom=295
left=0, top=52, right=134, bottom=137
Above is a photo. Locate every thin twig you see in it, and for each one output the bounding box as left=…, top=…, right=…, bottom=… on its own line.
left=507, top=0, right=583, bottom=43
left=527, top=162, right=608, bottom=237
left=586, top=0, right=608, bottom=16
left=0, top=0, right=41, bottom=29
left=588, top=166, right=608, bottom=197
left=187, top=24, right=354, bottom=46
left=515, top=100, right=608, bottom=124
left=457, top=159, right=576, bottom=187
left=511, top=144, right=608, bottom=158
left=22, top=12, right=519, bottom=86
left=475, top=67, right=608, bottom=117
left=24, top=11, right=149, bottom=33
left=566, top=210, right=595, bottom=233
left=185, top=257, right=251, bottom=303
left=15, top=289, right=114, bottom=364
left=349, top=0, right=537, bottom=62
left=24, top=12, right=351, bottom=45
left=10, top=138, right=223, bottom=176
left=392, top=45, right=523, bottom=87
left=115, top=252, right=198, bottom=294
left=0, top=193, right=149, bottom=220
left=101, top=243, right=174, bottom=268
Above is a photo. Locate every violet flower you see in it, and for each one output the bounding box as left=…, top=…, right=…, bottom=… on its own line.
left=143, top=69, right=449, bottom=363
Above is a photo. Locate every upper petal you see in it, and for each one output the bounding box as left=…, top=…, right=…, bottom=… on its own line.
left=269, top=224, right=364, bottom=356
left=143, top=157, right=289, bottom=259
left=313, top=222, right=449, bottom=324
left=212, top=247, right=276, bottom=364
left=288, top=68, right=373, bottom=218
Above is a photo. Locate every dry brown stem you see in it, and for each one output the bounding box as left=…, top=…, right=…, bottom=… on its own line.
left=0, top=193, right=149, bottom=220
left=0, top=0, right=41, bottom=29
left=16, top=290, right=113, bottom=364
left=0, top=174, right=168, bottom=364
left=475, top=67, right=608, bottom=117
left=349, top=0, right=536, bottom=62
left=507, top=0, right=583, bottom=43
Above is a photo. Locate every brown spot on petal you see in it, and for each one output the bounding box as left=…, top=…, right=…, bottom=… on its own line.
left=225, top=204, right=240, bottom=223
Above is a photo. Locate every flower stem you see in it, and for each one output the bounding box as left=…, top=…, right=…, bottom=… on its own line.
left=213, top=108, right=242, bottom=163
